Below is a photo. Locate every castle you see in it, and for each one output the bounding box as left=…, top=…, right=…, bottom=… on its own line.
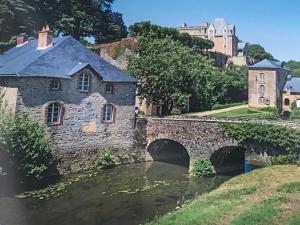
left=178, top=18, right=247, bottom=66
left=248, top=59, right=300, bottom=115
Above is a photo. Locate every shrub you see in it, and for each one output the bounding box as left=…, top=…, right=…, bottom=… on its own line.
left=95, top=149, right=117, bottom=169
left=191, top=157, right=215, bottom=177
left=0, top=113, right=53, bottom=180
left=271, top=154, right=299, bottom=165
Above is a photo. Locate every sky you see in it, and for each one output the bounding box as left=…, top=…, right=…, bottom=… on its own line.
left=112, top=0, right=300, bottom=62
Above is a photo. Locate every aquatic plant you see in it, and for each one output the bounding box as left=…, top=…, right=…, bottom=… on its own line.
left=95, top=149, right=118, bottom=169
left=191, top=157, right=216, bottom=177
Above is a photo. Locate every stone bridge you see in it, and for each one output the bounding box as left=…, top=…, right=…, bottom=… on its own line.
left=135, top=116, right=300, bottom=171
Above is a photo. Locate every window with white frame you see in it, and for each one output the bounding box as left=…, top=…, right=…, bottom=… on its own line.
left=259, top=73, right=264, bottom=82
left=47, top=102, right=62, bottom=125
left=102, top=104, right=114, bottom=122
left=105, top=83, right=114, bottom=94
left=50, top=79, right=60, bottom=90
left=259, top=97, right=265, bottom=105
left=259, top=85, right=265, bottom=96
left=79, top=73, right=90, bottom=92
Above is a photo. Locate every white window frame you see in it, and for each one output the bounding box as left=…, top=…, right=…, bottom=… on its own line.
left=102, top=104, right=114, bottom=122
left=259, top=85, right=265, bottom=96
left=51, top=80, right=60, bottom=90
left=47, top=102, right=61, bottom=125
left=259, top=97, right=265, bottom=105
left=79, top=73, right=90, bottom=92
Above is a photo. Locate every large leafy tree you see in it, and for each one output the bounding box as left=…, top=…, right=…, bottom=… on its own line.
left=127, top=37, right=216, bottom=115
left=0, top=0, right=127, bottom=52
left=128, top=21, right=214, bottom=53
left=284, top=60, right=300, bottom=77
left=247, top=43, right=274, bottom=65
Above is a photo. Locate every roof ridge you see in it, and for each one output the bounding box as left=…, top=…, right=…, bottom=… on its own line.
left=18, top=36, right=71, bottom=75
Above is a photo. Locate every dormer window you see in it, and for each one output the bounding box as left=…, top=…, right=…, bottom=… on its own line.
left=79, top=73, right=90, bottom=92
left=50, top=79, right=61, bottom=90
left=105, top=83, right=114, bottom=94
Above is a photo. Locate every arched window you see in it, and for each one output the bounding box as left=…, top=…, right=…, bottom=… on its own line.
left=47, top=102, right=63, bottom=125
left=102, top=104, right=115, bottom=122
left=259, top=85, right=265, bottom=96
left=259, top=97, right=265, bottom=104
left=50, top=79, right=61, bottom=90
left=284, top=98, right=290, bottom=106
left=105, top=83, right=114, bottom=94
left=259, top=73, right=264, bottom=80
left=79, top=73, right=90, bottom=92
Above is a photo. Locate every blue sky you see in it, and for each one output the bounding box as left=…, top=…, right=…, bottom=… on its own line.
left=113, top=0, right=300, bottom=61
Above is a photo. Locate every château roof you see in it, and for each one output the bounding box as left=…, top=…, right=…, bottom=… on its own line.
left=0, top=36, right=137, bottom=83
left=249, top=59, right=285, bottom=69
left=283, top=77, right=300, bottom=93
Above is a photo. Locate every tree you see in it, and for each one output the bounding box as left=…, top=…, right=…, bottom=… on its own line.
left=128, top=21, right=214, bottom=53
left=127, top=37, right=216, bottom=115
left=247, top=43, right=274, bottom=65
left=0, top=0, right=127, bottom=51
left=283, top=60, right=300, bottom=77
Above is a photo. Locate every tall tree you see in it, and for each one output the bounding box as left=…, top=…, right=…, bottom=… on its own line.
left=127, top=37, right=216, bottom=115
left=247, top=43, right=274, bottom=65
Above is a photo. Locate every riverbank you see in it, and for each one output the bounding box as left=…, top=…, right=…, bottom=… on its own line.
left=146, top=165, right=300, bottom=225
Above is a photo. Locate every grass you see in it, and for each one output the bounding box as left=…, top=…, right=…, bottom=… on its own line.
left=145, top=166, right=300, bottom=225
left=212, top=107, right=279, bottom=119
left=211, top=102, right=246, bottom=110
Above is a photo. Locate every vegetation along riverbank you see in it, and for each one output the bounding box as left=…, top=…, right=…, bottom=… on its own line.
left=146, top=165, right=300, bottom=225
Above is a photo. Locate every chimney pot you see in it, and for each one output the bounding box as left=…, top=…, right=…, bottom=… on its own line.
left=16, top=33, right=28, bottom=47
left=37, top=25, right=53, bottom=50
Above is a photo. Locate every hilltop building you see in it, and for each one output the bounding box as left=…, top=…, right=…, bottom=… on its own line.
left=248, top=59, right=300, bottom=115
left=0, top=26, right=137, bottom=174
left=178, top=18, right=248, bottom=66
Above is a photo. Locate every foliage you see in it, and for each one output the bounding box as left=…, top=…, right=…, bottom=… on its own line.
left=212, top=65, right=248, bottom=104
left=286, top=211, right=300, bottom=225
left=290, top=108, right=300, bottom=120
left=0, top=0, right=127, bottom=49
left=191, top=157, right=216, bottom=177
left=211, top=102, right=246, bottom=110
left=221, top=123, right=300, bottom=157
left=127, top=37, right=216, bottom=115
left=277, top=182, right=300, bottom=193
left=0, top=112, right=53, bottom=179
left=111, top=44, right=127, bottom=60
left=271, top=155, right=299, bottom=165
left=213, top=107, right=280, bottom=119
left=283, top=60, right=300, bottom=77
left=95, top=149, right=117, bottom=169
left=247, top=43, right=275, bottom=65
left=128, top=21, right=214, bottom=53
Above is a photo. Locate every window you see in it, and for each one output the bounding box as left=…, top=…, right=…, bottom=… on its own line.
left=47, top=102, right=62, bottom=125
left=105, top=83, right=114, bottom=94
left=259, top=97, right=265, bottom=104
left=50, top=80, right=60, bottom=90
left=79, top=73, right=90, bottom=92
left=259, top=73, right=264, bottom=81
left=102, top=104, right=114, bottom=122
left=259, top=85, right=265, bottom=96
left=284, top=98, right=290, bottom=106
left=0, top=80, right=5, bottom=86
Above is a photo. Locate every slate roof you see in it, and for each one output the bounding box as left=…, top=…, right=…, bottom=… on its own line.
left=249, top=59, right=285, bottom=69
left=212, top=18, right=234, bottom=36
left=0, top=36, right=137, bottom=83
left=283, top=77, right=300, bottom=93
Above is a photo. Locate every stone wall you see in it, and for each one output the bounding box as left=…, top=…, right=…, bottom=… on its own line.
left=0, top=70, right=137, bottom=174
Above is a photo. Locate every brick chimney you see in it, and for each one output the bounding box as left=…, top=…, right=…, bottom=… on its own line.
left=16, top=33, right=28, bottom=47
left=37, top=25, right=53, bottom=50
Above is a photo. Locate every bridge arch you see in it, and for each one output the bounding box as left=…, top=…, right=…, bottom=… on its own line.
left=147, top=139, right=190, bottom=167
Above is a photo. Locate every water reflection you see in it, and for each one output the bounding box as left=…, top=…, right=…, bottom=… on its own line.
left=0, top=162, right=233, bottom=225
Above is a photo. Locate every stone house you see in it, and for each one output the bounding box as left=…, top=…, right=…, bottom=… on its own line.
left=248, top=59, right=300, bottom=114
left=178, top=18, right=248, bottom=66
left=0, top=26, right=138, bottom=174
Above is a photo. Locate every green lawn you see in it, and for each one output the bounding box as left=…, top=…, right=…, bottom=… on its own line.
left=212, top=107, right=280, bottom=119
left=146, top=166, right=300, bottom=225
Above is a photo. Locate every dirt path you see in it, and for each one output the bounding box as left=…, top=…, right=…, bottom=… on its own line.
left=187, top=104, right=248, bottom=117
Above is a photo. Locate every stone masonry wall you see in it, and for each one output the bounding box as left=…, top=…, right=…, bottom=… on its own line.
left=0, top=70, right=138, bottom=174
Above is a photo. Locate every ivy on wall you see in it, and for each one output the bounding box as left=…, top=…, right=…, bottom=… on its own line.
left=221, top=123, right=300, bottom=155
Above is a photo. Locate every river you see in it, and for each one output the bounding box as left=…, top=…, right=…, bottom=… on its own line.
left=0, top=162, right=233, bottom=225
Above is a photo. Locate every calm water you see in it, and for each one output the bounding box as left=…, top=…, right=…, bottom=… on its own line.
left=0, top=162, right=233, bottom=225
